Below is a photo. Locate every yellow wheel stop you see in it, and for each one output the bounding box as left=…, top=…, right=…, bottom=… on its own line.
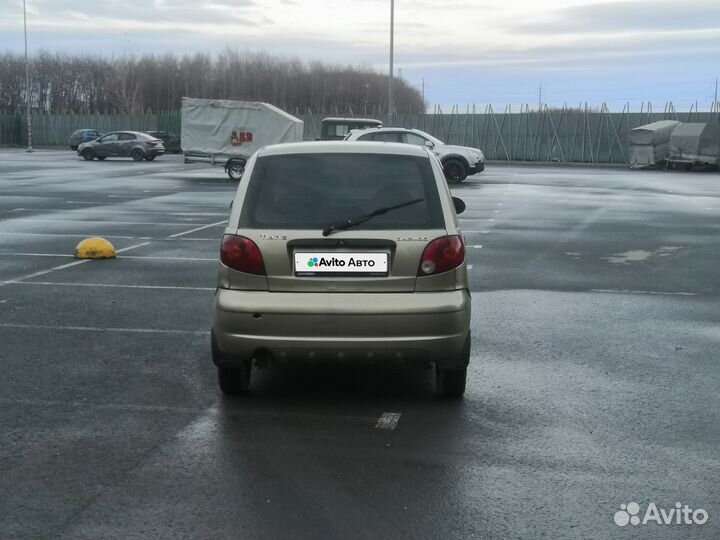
left=74, top=237, right=117, bottom=259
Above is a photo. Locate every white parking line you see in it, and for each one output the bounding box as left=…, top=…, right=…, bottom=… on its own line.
left=0, top=241, right=150, bottom=289
left=65, top=201, right=228, bottom=208
left=468, top=245, right=483, bottom=249
left=0, top=232, right=218, bottom=241
left=0, top=398, right=381, bottom=424
left=116, top=241, right=152, bottom=253
left=30, top=209, right=228, bottom=216
left=170, top=237, right=220, bottom=242
left=65, top=201, right=121, bottom=205
left=0, top=253, right=74, bottom=257
left=120, top=255, right=217, bottom=261
left=0, top=253, right=217, bottom=261
left=168, top=220, right=228, bottom=238
left=5, top=218, right=209, bottom=227
left=0, top=323, right=208, bottom=335
left=0, top=260, right=90, bottom=288
left=5, top=282, right=215, bottom=291
left=591, top=289, right=698, bottom=296
left=375, top=412, right=401, bottom=430
left=0, top=232, right=150, bottom=239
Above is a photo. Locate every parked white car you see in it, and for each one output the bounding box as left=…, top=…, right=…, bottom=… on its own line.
left=344, top=127, right=485, bottom=183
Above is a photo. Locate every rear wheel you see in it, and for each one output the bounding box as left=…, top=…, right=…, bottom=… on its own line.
left=218, top=365, right=252, bottom=395
left=443, top=158, right=468, bottom=184
left=227, top=159, right=245, bottom=181
left=130, top=148, right=144, bottom=162
left=436, top=367, right=467, bottom=398
left=436, top=333, right=470, bottom=398
left=81, top=148, right=95, bottom=161
left=212, top=331, right=251, bottom=395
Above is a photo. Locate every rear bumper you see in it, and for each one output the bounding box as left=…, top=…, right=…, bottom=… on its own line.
left=213, top=289, right=471, bottom=368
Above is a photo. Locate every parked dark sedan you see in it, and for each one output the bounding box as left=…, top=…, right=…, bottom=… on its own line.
left=68, top=129, right=103, bottom=150
left=77, top=131, right=165, bottom=161
left=144, top=130, right=181, bottom=153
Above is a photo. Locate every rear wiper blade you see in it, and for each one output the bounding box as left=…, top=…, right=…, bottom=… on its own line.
left=322, top=198, right=424, bottom=237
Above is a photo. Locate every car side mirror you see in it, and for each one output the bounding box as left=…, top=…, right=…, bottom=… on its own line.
left=452, top=196, right=466, bottom=214
left=424, top=140, right=435, bottom=148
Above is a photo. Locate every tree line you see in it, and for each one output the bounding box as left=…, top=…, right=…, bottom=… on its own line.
left=0, top=50, right=425, bottom=114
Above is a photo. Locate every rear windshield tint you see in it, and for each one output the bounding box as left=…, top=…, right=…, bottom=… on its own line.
left=239, top=153, right=444, bottom=230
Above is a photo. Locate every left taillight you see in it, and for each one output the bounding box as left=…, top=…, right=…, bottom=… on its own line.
left=220, top=235, right=265, bottom=275
left=145, top=140, right=158, bottom=146
left=417, top=235, right=465, bottom=276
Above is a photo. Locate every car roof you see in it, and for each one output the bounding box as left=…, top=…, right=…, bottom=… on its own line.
left=350, top=127, right=420, bottom=136
left=257, top=141, right=431, bottom=158
left=103, top=131, right=151, bottom=136
left=320, top=117, right=382, bottom=123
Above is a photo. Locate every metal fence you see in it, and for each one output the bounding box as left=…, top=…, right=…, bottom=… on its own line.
left=3, top=102, right=719, bottom=164
left=0, top=110, right=180, bottom=148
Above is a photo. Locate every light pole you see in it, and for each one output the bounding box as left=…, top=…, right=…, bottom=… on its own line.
left=387, top=0, right=394, bottom=126
left=23, top=0, right=33, bottom=152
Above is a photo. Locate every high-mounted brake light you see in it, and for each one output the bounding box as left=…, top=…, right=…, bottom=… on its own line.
left=418, top=235, right=465, bottom=276
left=220, top=235, right=266, bottom=275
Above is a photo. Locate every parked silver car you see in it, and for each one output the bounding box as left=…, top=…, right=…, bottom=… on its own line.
left=211, top=141, right=472, bottom=397
left=77, top=131, right=165, bottom=161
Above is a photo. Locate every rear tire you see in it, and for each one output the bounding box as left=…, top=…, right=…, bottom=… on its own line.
left=130, top=148, right=144, bottom=162
left=227, top=159, right=245, bottom=181
left=218, top=365, right=252, bottom=395
left=436, top=333, right=470, bottom=398
left=436, top=367, right=467, bottom=398
left=212, top=331, right=251, bottom=395
left=443, top=158, right=468, bottom=184
left=81, top=148, right=95, bottom=161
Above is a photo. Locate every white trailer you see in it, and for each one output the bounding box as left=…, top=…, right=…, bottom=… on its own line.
left=628, top=120, right=680, bottom=169
left=181, top=98, right=304, bottom=180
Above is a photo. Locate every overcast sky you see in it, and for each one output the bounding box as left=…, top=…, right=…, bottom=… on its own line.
left=2, top=0, right=720, bottom=110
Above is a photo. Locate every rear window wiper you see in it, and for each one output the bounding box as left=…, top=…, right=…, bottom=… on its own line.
left=321, top=198, right=424, bottom=237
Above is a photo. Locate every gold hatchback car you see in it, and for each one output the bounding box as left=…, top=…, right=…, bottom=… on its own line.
left=211, top=141, right=471, bottom=397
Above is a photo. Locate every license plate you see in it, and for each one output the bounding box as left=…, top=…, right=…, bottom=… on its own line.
left=294, top=252, right=388, bottom=276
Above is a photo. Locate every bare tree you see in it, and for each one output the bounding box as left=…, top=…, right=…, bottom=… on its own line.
left=109, top=58, right=143, bottom=113
left=0, top=50, right=425, bottom=114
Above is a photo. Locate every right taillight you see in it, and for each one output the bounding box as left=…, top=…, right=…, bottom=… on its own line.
left=220, top=235, right=265, bottom=275
left=418, top=235, right=465, bottom=276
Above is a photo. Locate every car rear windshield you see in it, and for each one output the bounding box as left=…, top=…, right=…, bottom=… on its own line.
left=238, top=153, right=445, bottom=230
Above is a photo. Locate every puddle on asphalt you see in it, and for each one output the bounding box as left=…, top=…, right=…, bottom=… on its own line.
left=602, top=246, right=682, bottom=265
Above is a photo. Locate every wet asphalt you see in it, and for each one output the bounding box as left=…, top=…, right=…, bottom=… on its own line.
left=0, top=150, right=718, bottom=540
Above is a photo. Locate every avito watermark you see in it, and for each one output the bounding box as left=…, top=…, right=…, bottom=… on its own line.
left=614, top=502, right=709, bottom=527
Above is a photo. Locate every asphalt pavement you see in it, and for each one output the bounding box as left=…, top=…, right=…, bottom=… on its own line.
left=0, top=149, right=718, bottom=540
